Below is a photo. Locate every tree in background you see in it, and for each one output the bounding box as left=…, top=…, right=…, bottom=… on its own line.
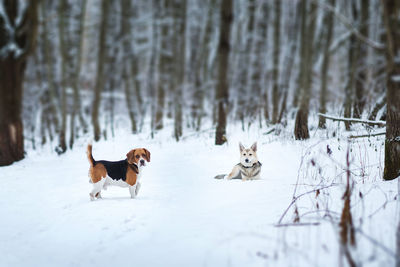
left=294, top=0, right=316, bottom=140
left=271, top=0, right=281, bottom=124
left=318, top=0, right=335, bottom=129
left=92, top=0, right=110, bottom=141
left=215, top=0, right=233, bottom=145
left=382, top=0, right=400, bottom=181
left=0, top=1, right=39, bottom=166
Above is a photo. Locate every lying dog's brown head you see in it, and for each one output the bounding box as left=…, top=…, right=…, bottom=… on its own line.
left=239, top=142, right=258, bottom=167
left=127, top=148, right=151, bottom=167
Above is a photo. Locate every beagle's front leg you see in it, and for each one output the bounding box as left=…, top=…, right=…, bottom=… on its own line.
left=129, top=184, right=137, bottom=199
left=135, top=182, right=141, bottom=196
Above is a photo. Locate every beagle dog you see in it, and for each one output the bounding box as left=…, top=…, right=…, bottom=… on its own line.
left=87, top=144, right=150, bottom=200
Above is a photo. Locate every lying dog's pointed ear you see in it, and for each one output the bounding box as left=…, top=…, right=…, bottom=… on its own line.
left=126, top=149, right=136, bottom=163
left=239, top=142, right=245, bottom=152
left=144, top=148, right=151, bottom=162
left=251, top=142, right=257, bottom=152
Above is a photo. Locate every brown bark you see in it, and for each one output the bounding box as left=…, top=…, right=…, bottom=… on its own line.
left=120, top=0, right=137, bottom=134
left=382, top=0, right=400, bottom=180
left=294, top=0, right=316, bottom=140
left=271, top=0, right=281, bottom=124
left=278, top=1, right=300, bottom=124
left=70, top=0, right=88, bottom=149
left=57, top=0, right=67, bottom=153
left=92, top=0, right=110, bottom=141
left=173, top=0, right=186, bottom=141
left=318, top=0, right=335, bottom=129
left=236, top=0, right=255, bottom=124
left=215, top=0, right=233, bottom=145
left=155, top=0, right=173, bottom=131
left=353, top=0, right=369, bottom=118
left=0, top=1, right=39, bottom=166
left=249, top=0, right=268, bottom=122
left=344, top=1, right=359, bottom=130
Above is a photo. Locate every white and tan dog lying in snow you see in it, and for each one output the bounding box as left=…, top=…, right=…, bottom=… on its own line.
left=215, top=142, right=262, bottom=181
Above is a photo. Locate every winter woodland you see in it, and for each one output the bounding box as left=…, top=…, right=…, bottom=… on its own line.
left=0, top=0, right=399, bottom=266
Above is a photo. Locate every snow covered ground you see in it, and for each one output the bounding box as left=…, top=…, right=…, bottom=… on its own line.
left=0, top=123, right=399, bottom=267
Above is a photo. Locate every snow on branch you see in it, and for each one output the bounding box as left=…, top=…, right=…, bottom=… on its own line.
left=348, top=132, right=386, bottom=139
left=317, top=113, right=386, bottom=127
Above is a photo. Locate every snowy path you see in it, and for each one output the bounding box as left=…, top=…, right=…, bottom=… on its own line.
left=0, top=135, right=397, bottom=266
left=0, top=139, right=301, bottom=267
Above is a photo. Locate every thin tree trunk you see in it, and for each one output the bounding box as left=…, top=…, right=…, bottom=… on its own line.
left=248, top=0, right=268, bottom=122
left=120, top=0, right=137, bottom=133
left=91, top=0, right=110, bottom=141
left=57, top=0, right=68, bottom=153
left=70, top=0, right=88, bottom=149
left=344, top=1, right=359, bottom=131
left=0, top=0, right=39, bottom=166
left=318, top=0, right=335, bottom=129
left=278, top=1, right=300, bottom=124
left=173, top=0, right=186, bottom=141
left=215, top=0, right=233, bottom=145
left=42, top=1, right=60, bottom=136
left=155, top=0, right=172, bottom=131
left=353, top=0, right=369, bottom=118
left=236, top=0, right=255, bottom=125
left=191, top=0, right=216, bottom=131
left=271, top=0, right=281, bottom=124
left=382, top=0, right=400, bottom=181
left=294, top=0, right=316, bottom=140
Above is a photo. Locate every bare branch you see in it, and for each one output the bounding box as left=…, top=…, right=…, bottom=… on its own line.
left=348, top=132, right=386, bottom=139
left=311, top=0, right=384, bottom=50
left=318, top=113, right=386, bottom=127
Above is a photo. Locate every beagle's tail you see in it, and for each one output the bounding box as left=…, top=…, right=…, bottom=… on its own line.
left=87, top=143, right=96, bottom=167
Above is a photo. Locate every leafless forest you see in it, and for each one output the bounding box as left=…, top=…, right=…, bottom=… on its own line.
left=0, top=0, right=399, bottom=180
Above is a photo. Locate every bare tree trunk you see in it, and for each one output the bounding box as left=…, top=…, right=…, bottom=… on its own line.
left=0, top=0, right=39, bottom=166
left=353, top=0, right=369, bottom=118
left=120, top=0, right=137, bottom=134
left=173, top=0, right=186, bottom=141
left=318, top=0, right=335, bottom=129
left=248, top=0, right=268, bottom=122
left=271, top=0, right=281, bottom=124
left=155, top=0, right=173, bottom=131
left=91, top=0, right=109, bottom=141
left=191, top=0, right=216, bottom=131
left=278, top=1, right=300, bottom=124
left=70, top=0, right=88, bottom=149
left=42, top=1, right=60, bottom=137
left=294, top=0, right=316, bottom=140
left=344, top=1, right=359, bottom=131
left=215, top=0, right=233, bottom=145
left=236, top=0, right=255, bottom=125
left=57, top=0, right=68, bottom=154
left=382, top=0, right=400, bottom=181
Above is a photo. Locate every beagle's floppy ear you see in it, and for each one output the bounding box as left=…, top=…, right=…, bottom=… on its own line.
left=251, top=142, right=257, bottom=152
left=239, top=142, right=245, bottom=152
left=143, top=148, right=151, bottom=162
left=126, top=149, right=136, bottom=163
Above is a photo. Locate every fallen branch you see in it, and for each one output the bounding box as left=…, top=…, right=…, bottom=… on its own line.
left=274, top=222, right=321, bottom=227
left=318, top=113, right=386, bottom=127
left=263, top=128, right=275, bottom=135
left=348, top=132, right=386, bottom=139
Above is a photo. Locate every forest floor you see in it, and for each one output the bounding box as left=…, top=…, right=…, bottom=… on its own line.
left=0, top=122, right=398, bottom=267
